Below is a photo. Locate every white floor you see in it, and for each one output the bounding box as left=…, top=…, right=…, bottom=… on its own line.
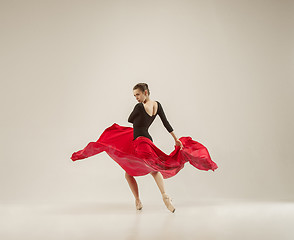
left=1, top=199, right=293, bottom=240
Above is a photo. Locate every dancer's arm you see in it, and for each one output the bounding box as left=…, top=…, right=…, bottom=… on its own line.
left=170, top=131, right=183, bottom=149
left=169, top=131, right=178, bottom=141
left=157, top=102, right=173, bottom=133
left=158, top=102, right=183, bottom=149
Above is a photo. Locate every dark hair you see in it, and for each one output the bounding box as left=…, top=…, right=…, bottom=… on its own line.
left=133, top=83, right=150, bottom=95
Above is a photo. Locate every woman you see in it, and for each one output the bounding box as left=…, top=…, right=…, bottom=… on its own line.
left=126, top=83, right=183, bottom=212
left=71, top=83, right=218, bottom=213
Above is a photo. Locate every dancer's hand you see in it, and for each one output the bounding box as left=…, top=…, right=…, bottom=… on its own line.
left=175, top=139, right=183, bottom=150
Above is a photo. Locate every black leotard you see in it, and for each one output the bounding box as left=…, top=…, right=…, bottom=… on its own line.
left=128, top=100, right=174, bottom=142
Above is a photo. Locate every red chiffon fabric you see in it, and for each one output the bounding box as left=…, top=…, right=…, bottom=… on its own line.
left=71, top=123, right=218, bottom=179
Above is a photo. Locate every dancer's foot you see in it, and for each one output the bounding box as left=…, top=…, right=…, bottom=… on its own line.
left=162, top=193, right=175, bottom=213
left=135, top=199, right=143, bottom=210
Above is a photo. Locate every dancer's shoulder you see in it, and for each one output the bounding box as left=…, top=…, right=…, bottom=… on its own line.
left=133, top=102, right=142, bottom=110
left=155, top=100, right=162, bottom=109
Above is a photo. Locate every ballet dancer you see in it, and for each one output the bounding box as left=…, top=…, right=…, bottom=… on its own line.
left=126, top=83, right=183, bottom=212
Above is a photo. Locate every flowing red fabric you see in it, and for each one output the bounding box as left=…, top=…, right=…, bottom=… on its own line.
left=71, top=123, right=218, bottom=179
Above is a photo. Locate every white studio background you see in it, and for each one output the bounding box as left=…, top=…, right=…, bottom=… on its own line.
left=0, top=0, right=293, bottom=205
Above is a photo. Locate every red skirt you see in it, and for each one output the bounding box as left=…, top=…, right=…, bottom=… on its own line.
left=70, top=123, right=218, bottom=179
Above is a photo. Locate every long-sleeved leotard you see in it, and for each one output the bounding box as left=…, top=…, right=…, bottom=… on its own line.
left=128, top=101, right=173, bottom=142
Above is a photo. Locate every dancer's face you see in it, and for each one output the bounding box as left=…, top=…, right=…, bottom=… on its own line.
left=133, top=89, right=147, bottom=102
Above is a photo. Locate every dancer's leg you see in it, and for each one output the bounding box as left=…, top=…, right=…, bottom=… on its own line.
left=151, top=171, right=175, bottom=213
left=150, top=171, right=166, bottom=194
left=125, top=172, right=140, bottom=200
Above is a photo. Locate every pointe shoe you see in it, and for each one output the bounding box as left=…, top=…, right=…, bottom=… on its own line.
left=162, top=193, right=176, bottom=213
left=135, top=199, right=143, bottom=210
